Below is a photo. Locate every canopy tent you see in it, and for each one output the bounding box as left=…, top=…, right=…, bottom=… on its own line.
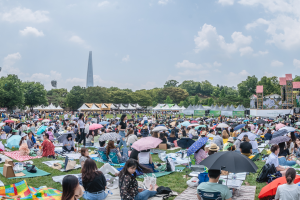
left=171, top=104, right=182, bottom=111
left=220, top=105, right=225, bottom=110
left=235, top=105, right=245, bottom=111
left=56, top=105, right=63, bottom=111
left=89, top=104, right=100, bottom=111
left=33, top=105, right=44, bottom=111
left=221, top=105, right=233, bottom=116
left=119, top=104, right=127, bottom=110
left=210, top=104, right=214, bottom=109
left=153, top=104, right=162, bottom=110
left=110, top=104, right=118, bottom=109
left=78, top=103, right=90, bottom=111
left=230, top=105, right=235, bottom=110
left=127, top=104, right=136, bottom=110
left=135, top=104, right=143, bottom=109
left=182, top=105, right=195, bottom=115
left=212, top=105, right=220, bottom=110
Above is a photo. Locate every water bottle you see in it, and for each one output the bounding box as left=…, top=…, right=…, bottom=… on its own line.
left=107, top=190, right=113, bottom=195
left=232, top=173, right=237, bottom=181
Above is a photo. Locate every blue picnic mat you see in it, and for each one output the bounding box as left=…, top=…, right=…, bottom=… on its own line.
left=0, top=167, right=50, bottom=179
left=92, top=157, right=125, bottom=167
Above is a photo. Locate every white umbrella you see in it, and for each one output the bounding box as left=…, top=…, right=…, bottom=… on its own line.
left=280, top=126, right=296, bottom=132
left=217, top=123, right=229, bottom=128
left=188, top=124, right=199, bottom=127
left=42, top=119, right=50, bottom=123
left=152, top=126, right=167, bottom=132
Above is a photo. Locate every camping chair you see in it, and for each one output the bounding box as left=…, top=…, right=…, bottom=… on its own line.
left=98, top=150, right=109, bottom=162
left=250, top=153, right=261, bottom=161
left=108, top=152, right=120, bottom=164
left=198, top=190, right=222, bottom=200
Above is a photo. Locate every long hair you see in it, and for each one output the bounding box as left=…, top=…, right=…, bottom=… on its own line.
left=121, top=114, right=127, bottom=122
left=125, top=130, right=134, bottom=137
left=80, top=147, right=90, bottom=158
left=81, top=158, right=102, bottom=182
left=79, top=113, right=84, bottom=121
left=62, top=175, right=79, bottom=200
left=19, top=136, right=26, bottom=146
left=106, top=140, right=116, bottom=156
left=286, top=168, right=296, bottom=184
left=119, top=159, right=152, bottom=179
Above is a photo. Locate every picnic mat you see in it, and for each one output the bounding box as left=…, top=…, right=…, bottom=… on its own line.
left=0, top=166, right=50, bottom=179
left=4, top=151, right=42, bottom=162
left=106, top=188, right=164, bottom=200
left=42, top=160, right=81, bottom=172
left=0, top=180, right=3, bottom=187
left=174, top=186, right=256, bottom=200
left=52, top=174, right=81, bottom=184
left=92, top=157, right=125, bottom=167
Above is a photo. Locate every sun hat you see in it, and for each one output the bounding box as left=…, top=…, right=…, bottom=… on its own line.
left=201, top=131, right=206, bottom=136
left=20, top=133, right=27, bottom=138
left=208, top=143, right=219, bottom=151
left=228, top=137, right=234, bottom=143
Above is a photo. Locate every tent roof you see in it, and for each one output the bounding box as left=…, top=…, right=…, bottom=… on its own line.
left=119, top=104, right=127, bottom=110
left=127, top=104, right=136, bottom=109
left=220, top=105, right=225, bottom=110
left=78, top=104, right=90, bottom=111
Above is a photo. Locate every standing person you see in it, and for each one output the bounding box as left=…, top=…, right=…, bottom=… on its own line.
left=119, top=159, right=157, bottom=200
left=118, top=114, right=127, bottom=149
left=78, top=113, right=86, bottom=146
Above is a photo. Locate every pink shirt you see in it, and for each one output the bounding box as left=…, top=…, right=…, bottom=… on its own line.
left=194, top=149, right=207, bottom=164
left=47, top=131, right=54, bottom=141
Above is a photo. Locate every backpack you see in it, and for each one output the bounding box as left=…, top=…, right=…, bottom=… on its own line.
left=267, top=171, right=282, bottom=183
left=256, top=163, right=277, bottom=183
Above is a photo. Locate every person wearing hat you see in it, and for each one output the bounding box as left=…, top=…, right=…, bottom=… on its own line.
left=197, top=169, right=232, bottom=200
left=223, top=137, right=235, bottom=151
left=63, top=133, right=75, bottom=152
left=200, top=131, right=206, bottom=138
left=208, top=143, right=219, bottom=156
left=19, top=133, right=30, bottom=156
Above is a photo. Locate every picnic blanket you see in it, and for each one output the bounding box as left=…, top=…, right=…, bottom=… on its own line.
left=0, top=154, right=10, bottom=163
left=4, top=151, right=42, bottom=162
left=174, top=186, right=256, bottom=200
left=0, top=180, right=61, bottom=200
left=0, top=166, right=50, bottom=179
left=92, top=157, right=125, bottom=167
left=52, top=174, right=81, bottom=184
left=106, top=188, right=164, bottom=200
left=42, top=160, right=81, bottom=172
left=0, top=180, right=3, bottom=187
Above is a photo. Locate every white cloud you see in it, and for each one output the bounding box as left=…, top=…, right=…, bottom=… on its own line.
left=218, top=0, right=234, bottom=5
left=176, top=60, right=203, bottom=69
left=264, top=72, right=274, bottom=77
left=194, top=24, right=252, bottom=53
left=98, top=1, right=109, bottom=7
left=271, top=60, right=284, bottom=67
left=158, top=0, right=170, bottom=5
left=2, top=52, right=22, bottom=75
left=1, top=7, right=49, bottom=23
left=245, top=18, right=269, bottom=30
left=69, top=35, right=90, bottom=48
left=167, top=75, right=181, bottom=80
left=140, top=82, right=158, bottom=90
left=213, top=61, right=222, bottom=67
left=293, top=59, right=300, bottom=68
left=214, top=69, right=222, bottom=73
left=178, top=70, right=210, bottom=76
left=226, top=70, right=250, bottom=86
left=122, top=55, right=130, bottom=62
left=239, top=46, right=253, bottom=56
left=20, top=27, right=44, bottom=37
left=94, top=75, right=134, bottom=89
left=65, top=77, right=85, bottom=86
left=253, top=51, right=269, bottom=56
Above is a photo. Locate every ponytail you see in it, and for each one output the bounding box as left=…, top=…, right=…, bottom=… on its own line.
left=285, top=168, right=296, bottom=184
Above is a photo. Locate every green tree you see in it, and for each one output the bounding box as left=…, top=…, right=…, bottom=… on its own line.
left=47, top=88, right=68, bottom=108
left=66, top=86, right=86, bottom=110
left=207, top=97, right=214, bottom=106
left=157, top=87, right=189, bottom=103
left=110, top=90, right=132, bottom=103
left=178, top=80, right=198, bottom=96
left=294, top=76, right=300, bottom=82
left=211, top=87, right=220, bottom=98
left=130, top=90, right=152, bottom=106
left=23, top=81, right=48, bottom=110
left=238, top=75, right=258, bottom=98
left=220, top=88, right=225, bottom=98
left=164, top=96, right=173, bottom=104
left=194, top=95, right=200, bottom=105
left=257, top=76, right=281, bottom=95
left=0, top=74, right=25, bottom=110
left=152, top=101, right=157, bottom=107
left=201, top=80, right=214, bottom=96
left=84, top=86, right=110, bottom=103
left=164, top=80, right=179, bottom=88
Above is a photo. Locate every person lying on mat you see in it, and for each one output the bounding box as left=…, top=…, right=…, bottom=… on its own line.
left=62, top=175, right=84, bottom=200
left=63, top=134, right=75, bottom=153
left=197, top=169, right=232, bottom=200
left=82, top=158, right=108, bottom=200
left=119, top=159, right=158, bottom=200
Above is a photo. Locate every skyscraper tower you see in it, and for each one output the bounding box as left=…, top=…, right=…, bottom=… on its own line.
left=86, top=51, right=94, bottom=87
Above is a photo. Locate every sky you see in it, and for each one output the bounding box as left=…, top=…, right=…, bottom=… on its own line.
left=0, top=0, right=300, bottom=91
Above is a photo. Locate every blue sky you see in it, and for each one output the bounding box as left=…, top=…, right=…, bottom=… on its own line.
left=1, top=0, right=300, bottom=90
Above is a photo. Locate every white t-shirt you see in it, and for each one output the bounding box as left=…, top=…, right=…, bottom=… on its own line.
left=289, top=142, right=295, bottom=154
left=64, top=114, right=68, bottom=119
left=143, top=116, right=148, bottom=121
left=275, top=184, right=300, bottom=200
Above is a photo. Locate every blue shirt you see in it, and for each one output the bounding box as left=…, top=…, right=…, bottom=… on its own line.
left=264, top=133, right=272, bottom=140
left=266, top=153, right=279, bottom=167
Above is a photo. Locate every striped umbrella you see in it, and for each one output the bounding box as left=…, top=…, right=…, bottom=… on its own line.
left=269, top=136, right=290, bottom=144
left=99, top=132, right=121, bottom=141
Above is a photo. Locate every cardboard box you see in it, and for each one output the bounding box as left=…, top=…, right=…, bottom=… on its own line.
left=3, top=164, right=15, bottom=178
left=159, top=144, right=167, bottom=150
left=5, top=159, right=14, bottom=166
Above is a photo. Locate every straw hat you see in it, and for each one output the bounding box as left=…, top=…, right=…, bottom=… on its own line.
left=208, top=143, right=219, bottom=151
left=201, top=131, right=207, bottom=136
left=228, top=137, right=234, bottom=143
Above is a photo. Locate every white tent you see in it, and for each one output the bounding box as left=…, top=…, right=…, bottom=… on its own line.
left=119, top=104, right=127, bottom=110
left=135, top=104, right=142, bottom=109
left=90, top=104, right=100, bottom=110
left=153, top=104, right=162, bottom=110
left=101, top=104, right=107, bottom=109
left=110, top=104, right=117, bottom=109
left=127, top=104, right=136, bottom=110
left=56, top=105, right=63, bottom=110
left=161, top=104, right=171, bottom=110
left=220, top=105, right=225, bottom=110
left=78, top=104, right=90, bottom=111
left=171, top=104, right=181, bottom=110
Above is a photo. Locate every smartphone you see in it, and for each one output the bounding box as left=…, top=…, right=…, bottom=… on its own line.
left=218, top=180, right=223, bottom=184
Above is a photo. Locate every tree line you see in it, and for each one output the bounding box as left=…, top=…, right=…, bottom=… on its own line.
left=0, top=74, right=297, bottom=111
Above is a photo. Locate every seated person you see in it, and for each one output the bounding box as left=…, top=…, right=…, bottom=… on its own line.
left=223, top=137, right=234, bottom=151
left=79, top=147, right=90, bottom=168
left=239, top=135, right=252, bottom=157
left=46, top=127, right=54, bottom=141
left=129, top=148, right=140, bottom=160
left=264, top=129, right=273, bottom=140
left=197, top=169, right=232, bottom=200
left=85, top=131, right=94, bottom=146
left=278, top=142, right=300, bottom=167
left=138, top=149, right=157, bottom=172
left=167, top=131, right=177, bottom=144
left=27, top=132, right=35, bottom=149
left=275, top=168, right=300, bottom=200
left=126, top=130, right=138, bottom=147
left=19, top=133, right=30, bottom=156
left=106, top=140, right=128, bottom=163
left=82, top=158, right=107, bottom=200
left=98, top=141, right=106, bottom=152
left=63, top=134, right=75, bottom=152
left=266, top=144, right=289, bottom=176
left=194, top=145, right=207, bottom=164
left=62, top=175, right=84, bottom=200
left=41, top=133, right=55, bottom=158
left=159, top=132, right=170, bottom=149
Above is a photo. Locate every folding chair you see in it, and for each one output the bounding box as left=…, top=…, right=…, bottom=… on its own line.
left=198, top=189, right=222, bottom=200
left=98, top=150, right=109, bottom=162
left=108, top=152, right=120, bottom=164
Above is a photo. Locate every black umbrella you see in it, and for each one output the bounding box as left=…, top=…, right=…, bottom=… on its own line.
left=10, top=114, right=19, bottom=119
left=177, top=138, right=195, bottom=149
left=269, top=136, right=290, bottom=144
left=15, top=122, right=25, bottom=129
left=272, top=129, right=288, bottom=138
left=256, top=119, right=266, bottom=124
left=200, top=151, right=258, bottom=173
left=177, top=119, right=184, bottom=122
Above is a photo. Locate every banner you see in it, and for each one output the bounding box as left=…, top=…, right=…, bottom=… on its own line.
left=0, top=108, right=7, bottom=112
left=209, top=110, right=221, bottom=116
left=233, top=111, right=244, bottom=117
left=194, top=110, right=205, bottom=116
